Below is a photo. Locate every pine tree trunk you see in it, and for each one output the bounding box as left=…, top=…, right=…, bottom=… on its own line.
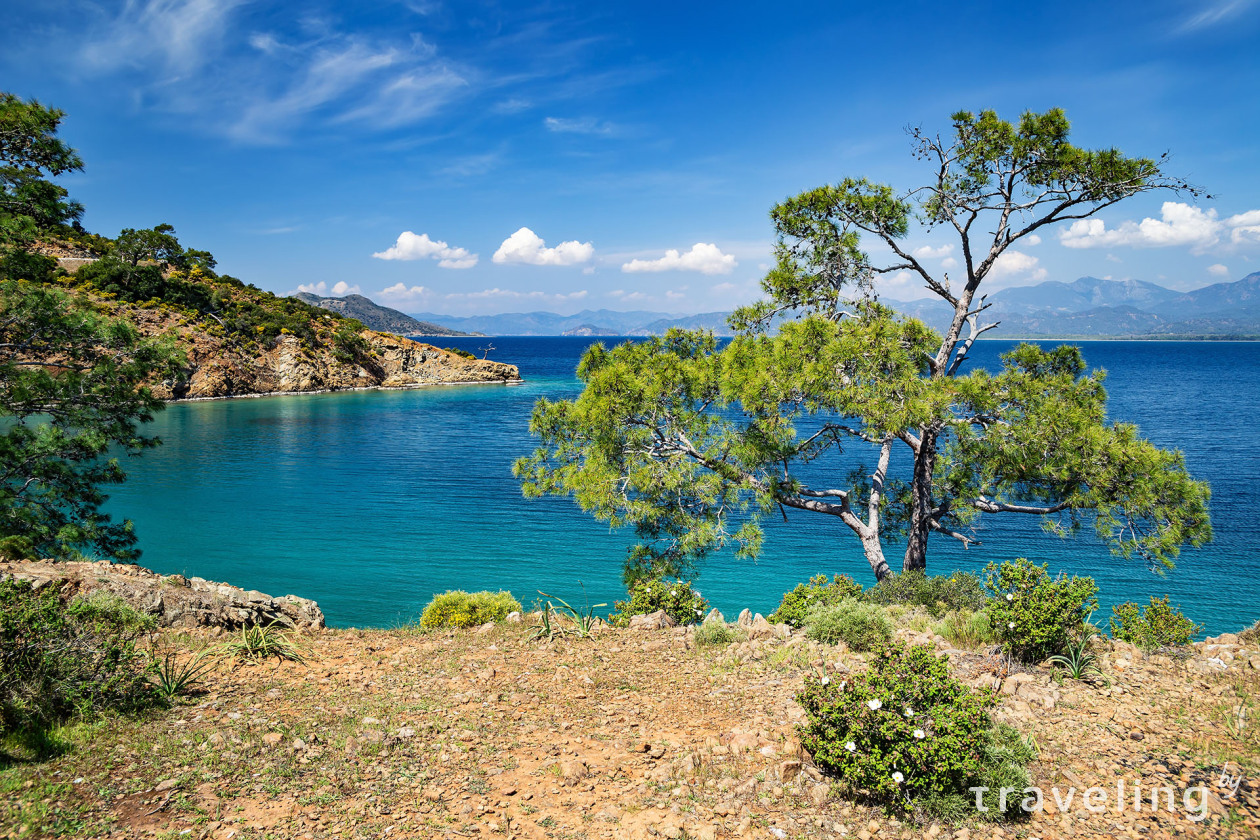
left=903, top=427, right=938, bottom=574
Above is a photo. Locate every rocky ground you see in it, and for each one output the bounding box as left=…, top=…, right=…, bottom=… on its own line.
left=2, top=609, right=1257, bottom=840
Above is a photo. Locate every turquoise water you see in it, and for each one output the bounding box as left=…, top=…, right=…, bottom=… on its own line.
left=104, top=338, right=1260, bottom=636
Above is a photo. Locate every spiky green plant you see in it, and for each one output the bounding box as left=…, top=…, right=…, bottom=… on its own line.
left=148, top=649, right=216, bottom=698
left=220, top=622, right=307, bottom=663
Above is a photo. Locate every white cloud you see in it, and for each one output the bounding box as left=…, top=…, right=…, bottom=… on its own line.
left=372, top=231, right=478, bottom=269
left=1025, top=234, right=1042, bottom=246
left=621, top=243, right=737, bottom=275
left=377, top=283, right=433, bottom=307
left=543, top=116, right=616, bottom=135
left=940, top=256, right=958, bottom=269
left=1208, top=263, right=1230, bottom=277
left=911, top=244, right=954, bottom=259
left=1058, top=202, right=1260, bottom=253
left=1180, top=0, right=1256, bottom=31
left=296, top=281, right=361, bottom=297
left=989, top=250, right=1047, bottom=282
left=492, top=227, right=594, bottom=266
left=80, top=0, right=245, bottom=74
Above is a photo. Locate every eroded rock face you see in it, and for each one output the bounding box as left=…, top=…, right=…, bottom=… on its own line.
left=0, top=559, right=324, bottom=631
left=117, top=307, right=519, bottom=400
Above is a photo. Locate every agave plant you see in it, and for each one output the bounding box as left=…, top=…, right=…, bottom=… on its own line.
left=534, top=588, right=606, bottom=640
left=149, top=648, right=217, bottom=699
left=221, top=621, right=308, bottom=663
left=1048, top=611, right=1108, bottom=684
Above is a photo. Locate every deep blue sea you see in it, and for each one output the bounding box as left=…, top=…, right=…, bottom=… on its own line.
left=104, top=338, right=1259, bottom=636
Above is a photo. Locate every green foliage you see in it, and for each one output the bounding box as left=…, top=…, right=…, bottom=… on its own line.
left=443, top=346, right=476, bottom=360
left=0, top=93, right=84, bottom=247
left=933, top=609, right=996, bottom=649
left=516, top=108, right=1210, bottom=586
left=985, top=558, right=1099, bottom=663
left=803, top=598, right=893, bottom=651
left=0, top=277, right=184, bottom=560
left=533, top=590, right=606, bottom=640
left=148, top=648, right=216, bottom=699
left=769, top=573, right=862, bottom=628
left=221, top=622, right=307, bottom=663
left=609, top=577, right=709, bottom=627
left=332, top=324, right=370, bottom=363
left=864, top=571, right=987, bottom=618
left=797, top=642, right=1033, bottom=815
left=1109, top=595, right=1200, bottom=649
left=694, top=618, right=746, bottom=646
left=0, top=579, right=157, bottom=735
left=419, top=590, right=521, bottom=630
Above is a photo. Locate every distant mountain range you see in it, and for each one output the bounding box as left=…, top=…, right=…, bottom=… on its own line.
left=294, top=292, right=473, bottom=336
left=407, top=309, right=733, bottom=337
left=410, top=273, right=1260, bottom=338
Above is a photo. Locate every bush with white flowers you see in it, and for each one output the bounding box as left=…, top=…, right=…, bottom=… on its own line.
left=984, top=558, right=1098, bottom=663
left=608, top=577, right=709, bottom=627
left=797, top=642, right=1021, bottom=806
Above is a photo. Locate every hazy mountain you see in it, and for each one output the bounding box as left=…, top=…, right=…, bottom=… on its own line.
left=411, top=274, right=1260, bottom=339
left=294, top=293, right=472, bottom=336
left=410, top=309, right=735, bottom=336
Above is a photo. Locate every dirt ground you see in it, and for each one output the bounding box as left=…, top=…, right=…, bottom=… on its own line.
left=2, top=620, right=1257, bottom=840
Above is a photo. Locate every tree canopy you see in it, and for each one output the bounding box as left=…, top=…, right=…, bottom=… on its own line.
left=0, top=93, right=183, bottom=561
left=516, top=108, right=1212, bottom=583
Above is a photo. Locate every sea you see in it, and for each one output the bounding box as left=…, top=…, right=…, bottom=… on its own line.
left=103, top=338, right=1259, bottom=636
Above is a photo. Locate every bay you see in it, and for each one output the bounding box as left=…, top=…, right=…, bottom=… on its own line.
left=104, top=337, right=1260, bottom=636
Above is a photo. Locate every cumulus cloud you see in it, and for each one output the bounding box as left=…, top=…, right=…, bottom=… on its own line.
left=1208, top=263, right=1230, bottom=276
left=492, top=227, right=594, bottom=266
left=1025, top=234, right=1042, bottom=246
left=1059, top=202, right=1260, bottom=253
left=295, top=281, right=361, bottom=297
left=911, top=244, right=954, bottom=259
left=621, top=243, right=736, bottom=275
left=372, top=231, right=478, bottom=268
left=989, top=250, right=1047, bottom=282
left=941, top=256, right=958, bottom=269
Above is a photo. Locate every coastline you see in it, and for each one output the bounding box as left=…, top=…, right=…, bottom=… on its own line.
left=166, top=376, right=525, bottom=404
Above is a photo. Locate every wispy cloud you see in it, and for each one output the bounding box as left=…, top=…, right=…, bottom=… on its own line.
left=544, top=116, right=617, bottom=136
left=372, top=232, right=478, bottom=269
left=79, top=0, right=245, bottom=74
left=621, top=243, right=736, bottom=275
left=492, top=227, right=594, bottom=266
left=1179, top=0, right=1257, bottom=31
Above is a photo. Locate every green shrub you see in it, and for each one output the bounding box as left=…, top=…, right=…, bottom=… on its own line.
left=1239, top=620, right=1260, bottom=646
left=985, top=558, right=1098, bottom=663
left=769, top=574, right=863, bottom=628
left=934, top=609, right=996, bottom=649
left=0, top=580, right=157, bottom=735
left=797, top=642, right=1034, bottom=816
left=864, top=570, right=987, bottom=618
left=443, top=347, right=476, bottom=360
left=608, top=578, right=708, bottom=627
left=694, top=619, right=746, bottom=646
left=419, top=590, right=522, bottom=629
left=803, top=598, right=893, bottom=651
left=1109, top=595, right=1200, bottom=649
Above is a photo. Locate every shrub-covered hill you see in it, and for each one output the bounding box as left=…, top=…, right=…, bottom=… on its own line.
left=293, top=291, right=473, bottom=337
left=19, top=228, right=519, bottom=399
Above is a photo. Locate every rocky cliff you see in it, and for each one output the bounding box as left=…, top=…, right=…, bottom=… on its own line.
left=119, top=305, right=520, bottom=400
left=0, top=559, right=325, bottom=631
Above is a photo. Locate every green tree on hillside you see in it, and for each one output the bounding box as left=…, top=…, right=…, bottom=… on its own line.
left=515, top=109, right=1212, bottom=583
left=0, top=93, right=183, bottom=561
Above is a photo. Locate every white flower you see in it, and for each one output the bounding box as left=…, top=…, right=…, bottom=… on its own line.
left=1008, top=621, right=1016, bottom=630
left=845, top=741, right=856, bottom=752
left=820, top=676, right=830, bottom=685
left=839, top=681, right=846, bottom=690
left=867, top=699, right=882, bottom=711
left=671, top=590, right=678, bottom=597
left=1005, top=593, right=1014, bottom=601
left=694, top=609, right=702, bottom=616
left=904, top=707, right=914, bottom=717
left=913, top=729, right=925, bottom=739
left=892, top=771, right=904, bottom=784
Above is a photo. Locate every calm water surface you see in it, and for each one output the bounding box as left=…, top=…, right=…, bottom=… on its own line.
left=104, top=338, right=1260, bottom=635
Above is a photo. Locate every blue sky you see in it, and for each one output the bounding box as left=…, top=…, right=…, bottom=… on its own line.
left=4, top=0, right=1259, bottom=315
